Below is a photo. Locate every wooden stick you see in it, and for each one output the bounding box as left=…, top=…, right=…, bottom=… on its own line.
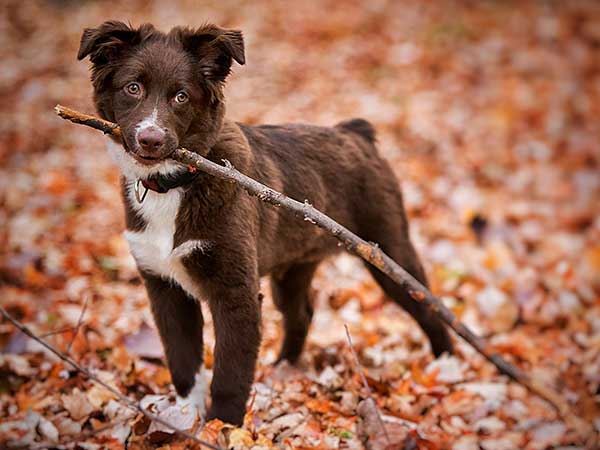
left=55, top=105, right=122, bottom=138
left=52, top=105, right=584, bottom=431
left=0, top=306, right=222, bottom=450
left=344, top=324, right=391, bottom=446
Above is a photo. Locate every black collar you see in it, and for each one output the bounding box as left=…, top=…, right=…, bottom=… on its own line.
left=141, top=166, right=200, bottom=194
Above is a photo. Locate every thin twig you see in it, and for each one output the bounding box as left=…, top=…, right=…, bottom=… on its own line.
left=66, top=294, right=89, bottom=354
left=38, top=326, right=77, bottom=339
left=0, top=306, right=222, bottom=450
left=53, top=105, right=587, bottom=434
left=344, top=324, right=391, bottom=446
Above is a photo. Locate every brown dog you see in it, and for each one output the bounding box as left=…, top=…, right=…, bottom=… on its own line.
left=78, top=21, right=453, bottom=425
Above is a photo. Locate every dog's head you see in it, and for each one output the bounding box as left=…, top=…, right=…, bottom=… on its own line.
left=78, top=21, right=244, bottom=177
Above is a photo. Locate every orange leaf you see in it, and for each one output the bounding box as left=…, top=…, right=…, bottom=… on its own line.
left=586, top=245, right=600, bottom=271
left=152, top=366, right=172, bottom=387
left=411, top=361, right=438, bottom=387
left=43, top=171, right=71, bottom=195
left=198, top=419, right=226, bottom=445
left=306, top=398, right=334, bottom=414
left=23, top=263, right=48, bottom=287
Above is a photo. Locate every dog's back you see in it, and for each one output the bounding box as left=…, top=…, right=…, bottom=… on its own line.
left=236, top=119, right=388, bottom=271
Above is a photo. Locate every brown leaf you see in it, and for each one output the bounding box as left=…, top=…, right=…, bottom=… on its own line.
left=61, top=388, right=94, bottom=421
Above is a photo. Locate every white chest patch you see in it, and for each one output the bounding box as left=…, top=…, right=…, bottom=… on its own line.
left=123, top=183, right=210, bottom=301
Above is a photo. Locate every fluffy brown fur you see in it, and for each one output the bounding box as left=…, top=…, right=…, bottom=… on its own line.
left=78, top=21, right=453, bottom=426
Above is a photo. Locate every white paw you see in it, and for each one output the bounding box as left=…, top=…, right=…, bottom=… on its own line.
left=175, top=367, right=207, bottom=421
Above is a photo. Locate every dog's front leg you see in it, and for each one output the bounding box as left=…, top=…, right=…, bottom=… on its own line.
left=142, top=273, right=206, bottom=417
left=206, top=282, right=261, bottom=426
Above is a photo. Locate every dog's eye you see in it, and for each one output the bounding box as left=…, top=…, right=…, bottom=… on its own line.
left=175, top=91, right=189, bottom=104
left=125, top=82, right=142, bottom=96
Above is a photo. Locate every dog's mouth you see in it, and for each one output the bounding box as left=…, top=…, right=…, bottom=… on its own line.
left=131, top=152, right=162, bottom=165
left=118, top=129, right=179, bottom=167
left=122, top=141, right=174, bottom=166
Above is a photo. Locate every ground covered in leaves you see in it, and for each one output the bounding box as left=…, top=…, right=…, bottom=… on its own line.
left=1, top=1, right=599, bottom=449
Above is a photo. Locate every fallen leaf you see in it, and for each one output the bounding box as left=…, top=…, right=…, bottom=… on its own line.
left=425, top=354, right=466, bottom=384
left=147, top=404, right=197, bottom=435
left=61, top=388, right=94, bottom=421
left=37, top=416, right=59, bottom=443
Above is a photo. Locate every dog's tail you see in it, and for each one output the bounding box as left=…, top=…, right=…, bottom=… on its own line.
left=336, top=118, right=376, bottom=144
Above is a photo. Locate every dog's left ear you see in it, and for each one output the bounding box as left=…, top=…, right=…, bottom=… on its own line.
left=178, top=25, right=245, bottom=82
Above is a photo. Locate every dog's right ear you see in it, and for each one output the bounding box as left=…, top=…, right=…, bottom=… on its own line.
left=77, top=21, right=152, bottom=64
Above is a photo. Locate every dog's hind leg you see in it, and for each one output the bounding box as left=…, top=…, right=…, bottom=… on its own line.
left=271, top=261, right=320, bottom=364
left=357, top=208, right=454, bottom=357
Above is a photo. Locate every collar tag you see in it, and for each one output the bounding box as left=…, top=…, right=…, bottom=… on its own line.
left=134, top=179, right=149, bottom=204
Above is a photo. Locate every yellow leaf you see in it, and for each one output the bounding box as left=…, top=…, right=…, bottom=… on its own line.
left=227, top=428, right=255, bottom=448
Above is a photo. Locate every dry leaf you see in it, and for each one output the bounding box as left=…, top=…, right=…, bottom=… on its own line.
left=61, top=388, right=94, bottom=421
left=147, top=404, right=197, bottom=435
left=37, top=416, right=59, bottom=443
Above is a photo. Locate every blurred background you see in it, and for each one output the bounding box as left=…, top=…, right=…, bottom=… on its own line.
left=1, top=1, right=599, bottom=448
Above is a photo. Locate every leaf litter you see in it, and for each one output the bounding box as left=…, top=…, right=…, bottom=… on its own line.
left=1, top=0, right=599, bottom=448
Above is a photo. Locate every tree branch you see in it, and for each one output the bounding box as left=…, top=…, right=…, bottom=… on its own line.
left=344, top=324, right=391, bottom=447
left=55, top=105, right=121, bottom=138
left=0, top=306, right=222, bottom=450
left=53, top=105, right=583, bottom=432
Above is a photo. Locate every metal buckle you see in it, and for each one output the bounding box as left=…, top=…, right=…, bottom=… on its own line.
left=134, top=179, right=149, bottom=204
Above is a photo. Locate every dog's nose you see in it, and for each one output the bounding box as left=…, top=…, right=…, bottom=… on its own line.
left=137, top=127, right=165, bottom=152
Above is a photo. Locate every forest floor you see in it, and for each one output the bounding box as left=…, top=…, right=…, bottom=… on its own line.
left=1, top=1, right=599, bottom=449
